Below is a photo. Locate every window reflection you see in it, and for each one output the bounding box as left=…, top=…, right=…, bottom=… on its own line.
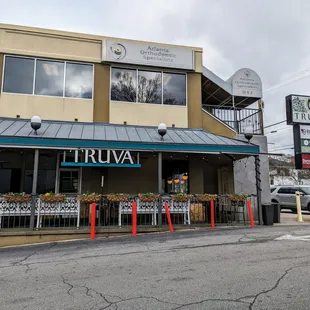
left=3, top=57, right=35, bottom=94
left=163, top=73, right=186, bottom=106
left=34, top=60, right=64, bottom=96
left=65, top=63, right=93, bottom=99
left=111, top=68, right=136, bottom=102
left=138, top=71, right=162, bottom=104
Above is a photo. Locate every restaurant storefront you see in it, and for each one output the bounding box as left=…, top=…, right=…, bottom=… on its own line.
left=0, top=117, right=260, bottom=230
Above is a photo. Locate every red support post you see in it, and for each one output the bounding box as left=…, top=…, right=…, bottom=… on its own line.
left=165, top=202, right=174, bottom=232
left=210, top=200, right=215, bottom=229
left=247, top=199, right=255, bottom=228
left=132, top=201, right=137, bottom=236
left=90, top=203, right=96, bottom=240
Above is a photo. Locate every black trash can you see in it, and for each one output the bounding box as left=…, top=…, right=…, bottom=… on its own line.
left=273, top=202, right=281, bottom=223
left=262, top=204, right=274, bottom=225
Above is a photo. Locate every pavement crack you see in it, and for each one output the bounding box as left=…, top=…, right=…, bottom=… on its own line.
left=248, top=265, right=310, bottom=309
left=12, top=251, right=37, bottom=266
left=95, top=295, right=180, bottom=310
left=173, top=297, right=249, bottom=309
left=61, top=276, right=74, bottom=296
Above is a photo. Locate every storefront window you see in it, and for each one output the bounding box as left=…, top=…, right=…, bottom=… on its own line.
left=3, top=56, right=35, bottom=94
left=59, top=170, right=79, bottom=193
left=163, top=73, right=186, bottom=106
left=65, top=63, right=93, bottom=99
left=35, top=59, right=65, bottom=96
left=138, top=71, right=162, bottom=104
left=2, top=55, right=93, bottom=99
left=111, top=68, right=137, bottom=102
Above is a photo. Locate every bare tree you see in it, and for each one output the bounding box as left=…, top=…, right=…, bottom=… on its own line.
left=111, top=71, right=136, bottom=102
left=138, top=74, right=161, bottom=103
left=269, top=156, right=310, bottom=185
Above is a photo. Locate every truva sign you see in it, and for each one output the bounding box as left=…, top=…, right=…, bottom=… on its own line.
left=61, top=149, right=141, bottom=168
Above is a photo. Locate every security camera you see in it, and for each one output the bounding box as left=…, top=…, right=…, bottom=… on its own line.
left=158, top=123, right=167, bottom=139
left=31, top=116, right=42, bottom=134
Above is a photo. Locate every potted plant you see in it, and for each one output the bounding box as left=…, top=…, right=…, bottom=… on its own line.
left=227, top=194, right=248, bottom=202
left=138, top=193, right=160, bottom=203
left=172, top=193, right=191, bottom=203
left=4, top=192, right=31, bottom=203
left=40, top=192, right=66, bottom=203
left=195, top=194, right=217, bottom=202
left=78, top=192, right=102, bottom=204
left=106, top=193, right=130, bottom=202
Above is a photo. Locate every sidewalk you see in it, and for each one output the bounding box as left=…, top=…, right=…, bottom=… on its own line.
left=274, top=210, right=310, bottom=226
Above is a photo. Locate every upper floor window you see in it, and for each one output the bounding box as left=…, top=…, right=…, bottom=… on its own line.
left=110, top=67, right=186, bottom=106
left=111, top=68, right=136, bottom=102
left=2, top=56, right=94, bottom=99
left=138, top=70, right=162, bottom=104
left=3, top=57, right=35, bottom=94
left=35, top=59, right=64, bottom=97
left=163, top=73, right=186, bottom=106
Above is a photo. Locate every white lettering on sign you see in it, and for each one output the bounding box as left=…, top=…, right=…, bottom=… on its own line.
left=98, top=150, right=110, bottom=164
left=303, top=158, right=310, bottom=165
left=71, top=149, right=137, bottom=166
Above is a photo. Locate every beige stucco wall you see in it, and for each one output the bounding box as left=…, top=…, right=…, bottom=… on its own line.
left=110, top=101, right=188, bottom=128
left=202, top=109, right=236, bottom=138
left=0, top=24, right=202, bottom=70
left=0, top=93, right=93, bottom=122
left=187, top=73, right=202, bottom=128
left=0, top=28, right=101, bottom=63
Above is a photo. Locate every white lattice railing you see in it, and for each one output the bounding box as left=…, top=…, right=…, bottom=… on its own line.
left=0, top=197, right=79, bottom=229
left=119, top=198, right=190, bottom=226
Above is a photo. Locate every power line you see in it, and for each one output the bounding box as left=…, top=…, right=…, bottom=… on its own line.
left=265, top=67, right=310, bottom=91
left=265, top=128, right=292, bottom=135
left=269, top=147, right=294, bottom=152
left=264, top=120, right=286, bottom=129
left=269, top=144, right=294, bottom=149
left=265, top=73, right=310, bottom=93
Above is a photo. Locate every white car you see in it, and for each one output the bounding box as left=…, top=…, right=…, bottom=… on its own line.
left=271, top=185, right=310, bottom=212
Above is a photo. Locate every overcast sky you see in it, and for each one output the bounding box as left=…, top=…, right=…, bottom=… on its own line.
left=2, top=0, right=310, bottom=153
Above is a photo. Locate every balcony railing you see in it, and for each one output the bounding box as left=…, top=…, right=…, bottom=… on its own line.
left=202, top=105, right=263, bottom=135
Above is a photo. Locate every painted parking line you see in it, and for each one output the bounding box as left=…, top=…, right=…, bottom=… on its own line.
left=275, top=234, right=310, bottom=241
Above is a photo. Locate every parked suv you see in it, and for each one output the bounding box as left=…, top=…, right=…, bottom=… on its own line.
left=271, top=185, right=310, bottom=212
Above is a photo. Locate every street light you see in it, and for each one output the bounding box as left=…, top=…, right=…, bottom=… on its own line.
left=244, top=126, right=253, bottom=142
left=158, top=123, right=167, bottom=140
left=31, top=116, right=42, bottom=135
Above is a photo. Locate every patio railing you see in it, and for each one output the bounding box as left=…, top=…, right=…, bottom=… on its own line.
left=202, top=105, right=263, bottom=135
left=0, top=194, right=257, bottom=230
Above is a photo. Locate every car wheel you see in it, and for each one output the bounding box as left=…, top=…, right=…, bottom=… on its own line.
left=307, top=203, right=310, bottom=212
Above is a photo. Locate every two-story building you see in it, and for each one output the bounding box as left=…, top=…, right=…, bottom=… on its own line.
left=0, top=24, right=270, bottom=229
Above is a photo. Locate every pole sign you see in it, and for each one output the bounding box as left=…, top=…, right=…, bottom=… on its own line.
left=286, top=94, right=310, bottom=169
left=61, top=149, right=141, bottom=168
left=286, top=95, right=310, bottom=125
left=231, top=68, right=263, bottom=98
left=292, top=123, right=310, bottom=169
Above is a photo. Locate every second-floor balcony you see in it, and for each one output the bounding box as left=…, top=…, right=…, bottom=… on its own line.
left=202, top=105, right=263, bottom=135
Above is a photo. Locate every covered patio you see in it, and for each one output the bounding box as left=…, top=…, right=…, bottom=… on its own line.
left=0, top=117, right=261, bottom=230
